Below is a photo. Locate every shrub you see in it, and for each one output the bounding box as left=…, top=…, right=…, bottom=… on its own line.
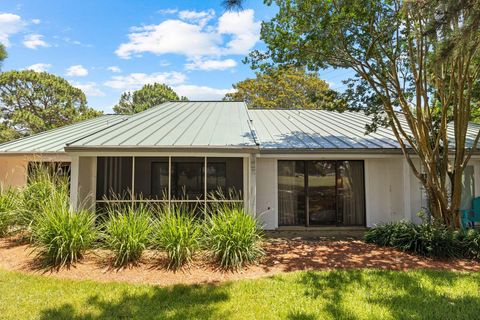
left=365, top=220, right=480, bottom=260
left=30, top=187, right=96, bottom=267
left=0, top=187, right=20, bottom=236
left=101, top=203, right=153, bottom=267
left=152, top=206, right=201, bottom=270
left=452, top=229, right=480, bottom=260
left=204, top=204, right=264, bottom=270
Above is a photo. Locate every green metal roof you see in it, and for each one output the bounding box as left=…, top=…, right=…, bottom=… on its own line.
left=0, top=115, right=128, bottom=153
left=66, top=101, right=258, bottom=150
left=248, top=109, right=480, bottom=151
left=1, top=101, right=478, bottom=154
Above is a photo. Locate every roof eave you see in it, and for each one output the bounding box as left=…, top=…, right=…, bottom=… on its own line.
left=64, top=145, right=260, bottom=153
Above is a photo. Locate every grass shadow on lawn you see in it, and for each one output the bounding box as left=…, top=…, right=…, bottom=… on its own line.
left=298, top=269, right=480, bottom=320
left=26, top=269, right=480, bottom=320
left=39, top=283, right=231, bottom=320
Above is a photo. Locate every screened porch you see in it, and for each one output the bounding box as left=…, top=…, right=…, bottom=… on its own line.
left=93, top=156, right=246, bottom=213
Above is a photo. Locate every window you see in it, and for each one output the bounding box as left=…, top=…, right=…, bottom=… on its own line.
left=151, top=162, right=169, bottom=199
left=278, top=160, right=365, bottom=226
left=171, top=158, right=205, bottom=200
left=207, top=162, right=226, bottom=193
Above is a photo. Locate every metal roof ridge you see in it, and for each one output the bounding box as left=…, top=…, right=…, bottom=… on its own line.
left=243, top=102, right=260, bottom=146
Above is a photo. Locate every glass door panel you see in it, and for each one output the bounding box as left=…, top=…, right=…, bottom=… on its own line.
left=308, top=161, right=336, bottom=225
left=337, top=161, right=365, bottom=225
left=278, top=161, right=306, bottom=226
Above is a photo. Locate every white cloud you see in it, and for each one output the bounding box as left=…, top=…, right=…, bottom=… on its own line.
left=185, top=58, right=237, bottom=71
left=178, top=9, right=215, bottom=27
left=173, top=84, right=234, bottom=100
left=107, top=66, right=121, bottom=73
left=31, top=19, right=41, bottom=24
left=63, top=37, right=93, bottom=47
left=71, top=81, right=105, bottom=97
left=23, top=34, right=50, bottom=49
left=104, top=71, right=186, bottom=91
left=0, top=13, right=25, bottom=46
left=115, top=9, right=260, bottom=59
left=116, top=20, right=220, bottom=59
left=218, top=9, right=261, bottom=55
left=158, top=8, right=178, bottom=15
left=66, top=65, right=88, bottom=77
left=25, top=63, right=51, bottom=72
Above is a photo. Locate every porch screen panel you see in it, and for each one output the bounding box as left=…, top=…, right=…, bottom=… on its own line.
left=207, top=157, right=243, bottom=199
left=337, top=161, right=365, bottom=226
left=96, top=157, right=132, bottom=200
left=133, top=157, right=168, bottom=200
left=171, top=157, right=204, bottom=200
left=278, top=161, right=305, bottom=226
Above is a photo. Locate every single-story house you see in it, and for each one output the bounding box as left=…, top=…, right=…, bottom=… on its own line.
left=1, top=101, right=479, bottom=230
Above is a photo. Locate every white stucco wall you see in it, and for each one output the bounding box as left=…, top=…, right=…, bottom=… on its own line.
left=365, top=158, right=410, bottom=226
left=0, top=154, right=71, bottom=189
left=77, top=156, right=96, bottom=210
left=256, top=158, right=277, bottom=230
left=0, top=155, right=28, bottom=188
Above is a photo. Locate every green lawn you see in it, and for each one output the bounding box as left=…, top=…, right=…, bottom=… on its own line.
left=1, top=268, right=480, bottom=320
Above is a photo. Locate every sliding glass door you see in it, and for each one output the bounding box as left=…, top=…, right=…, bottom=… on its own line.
left=308, top=161, right=337, bottom=225
left=278, top=160, right=365, bottom=227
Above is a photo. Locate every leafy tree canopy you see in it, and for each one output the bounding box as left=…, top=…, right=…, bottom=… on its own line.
left=0, top=70, right=102, bottom=142
left=224, top=66, right=345, bottom=110
left=245, top=0, right=480, bottom=227
left=113, top=83, right=188, bottom=114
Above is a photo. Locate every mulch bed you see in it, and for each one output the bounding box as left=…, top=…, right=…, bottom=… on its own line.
left=0, top=236, right=478, bottom=286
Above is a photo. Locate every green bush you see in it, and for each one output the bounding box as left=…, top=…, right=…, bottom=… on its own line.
left=204, top=204, right=264, bottom=270
left=101, top=203, right=153, bottom=267
left=30, top=187, right=97, bottom=267
left=365, top=220, right=480, bottom=260
left=452, top=229, right=480, bottom=260
left=0, top=187, right=21, bottom=236
left=152, top=207, right=201, bottom=270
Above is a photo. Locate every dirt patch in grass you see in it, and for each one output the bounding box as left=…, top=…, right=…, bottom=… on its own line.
left=0, top=235, right=478, bottom=286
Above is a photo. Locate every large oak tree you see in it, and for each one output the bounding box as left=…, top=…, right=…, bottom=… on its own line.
left=224, top=66, right=345, bottom=110
left=0, top=70, right=102, bottom=142
left=233, top=0, right=480, bottom=227
left=113, top=83, right=188, bottom=115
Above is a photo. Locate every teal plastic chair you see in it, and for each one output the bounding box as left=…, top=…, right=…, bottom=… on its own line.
left=461, top=197, right=480, bottom=229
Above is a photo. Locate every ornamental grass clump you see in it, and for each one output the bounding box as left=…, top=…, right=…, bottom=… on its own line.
left=30, top=187, right=97, bottom=267
left=0, top=187, right=20, bottom=237
left=204, top=204, right=264, bottom=270
left=102, top=203, right=153, bottom=267
left=20, top=165, right=69, bottom=229
left=152, top=206, right=201, bottom=270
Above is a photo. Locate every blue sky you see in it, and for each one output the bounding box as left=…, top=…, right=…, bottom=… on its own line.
left=0, top=0, right=352, bottom=113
